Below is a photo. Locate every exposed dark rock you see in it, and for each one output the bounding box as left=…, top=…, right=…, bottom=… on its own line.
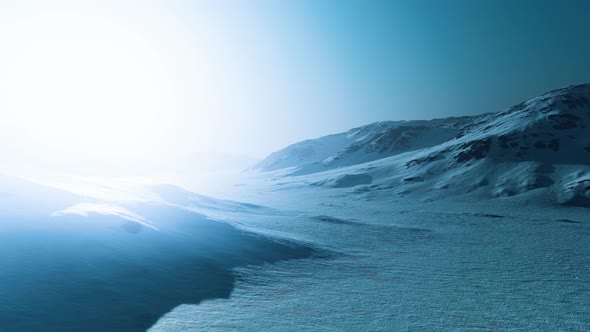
left=548, top=138, right=561, bottom=151
left=510, top=102, right=527, bottom=111
left=548, top=113, right=579, bottom=130
left=455, top=139, right=491, bottom=163
left=405, top=153, right=445, bottom=167
left=403, top=176, right=425, bottom=182
left=535, top=141, right=547, bottom=149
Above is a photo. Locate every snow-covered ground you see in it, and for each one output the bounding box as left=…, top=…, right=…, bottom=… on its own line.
left=2, top=84, right=589, bottom=331
left=2, top=167, right=589, bottom=331
left=151, top=84, right=590, bottom=331
left=0, top=175, right=317, bottom=331
left=149, top=178, right=590, bottom=331
left=6, top=165, right=589, bottom=331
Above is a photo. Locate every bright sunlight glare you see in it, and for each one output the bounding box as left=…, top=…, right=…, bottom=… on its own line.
left=0, top=6, right=209, bottom=176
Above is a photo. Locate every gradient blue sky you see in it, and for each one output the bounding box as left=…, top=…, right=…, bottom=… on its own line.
left=1, top=0, right=589, bottom=174
left=174, top=0, right=590, bottom=156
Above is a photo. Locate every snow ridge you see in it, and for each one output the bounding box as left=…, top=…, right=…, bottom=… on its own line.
left=257, top=84, right=590, bottom=206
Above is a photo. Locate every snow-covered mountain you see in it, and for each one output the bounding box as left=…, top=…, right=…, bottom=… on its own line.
left=253, top=117, right=473, bottom=175
left=256, top=84, right=590, bottom=206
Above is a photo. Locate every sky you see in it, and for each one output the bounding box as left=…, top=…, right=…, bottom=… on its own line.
left=0, top=0, right=589, bottom=177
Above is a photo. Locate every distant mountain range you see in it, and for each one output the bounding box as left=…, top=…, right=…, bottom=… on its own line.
left=255, top=84, right=590, bottom=207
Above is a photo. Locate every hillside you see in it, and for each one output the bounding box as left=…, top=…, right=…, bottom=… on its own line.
left=256, top=84, right=590, bottom=206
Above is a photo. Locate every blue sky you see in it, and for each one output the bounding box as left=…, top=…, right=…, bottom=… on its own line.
left=0, top=0, right=589, bottom=174
left=173, top=0, right=590, bottom=155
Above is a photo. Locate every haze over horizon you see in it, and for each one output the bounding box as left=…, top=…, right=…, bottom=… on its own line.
left=1, top=0, right=590, bottom=177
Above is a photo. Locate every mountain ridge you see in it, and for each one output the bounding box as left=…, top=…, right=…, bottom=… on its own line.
left=254, top=83, right=590, bottom=207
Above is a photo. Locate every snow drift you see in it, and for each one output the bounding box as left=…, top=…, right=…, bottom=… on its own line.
left=0, top=175, right=317, bottom=331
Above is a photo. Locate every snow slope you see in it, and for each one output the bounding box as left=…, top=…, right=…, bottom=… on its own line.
left=4, top=84, right=590, bottom=331
left=256, top=84, right=590, bottom=207
left=149, top=83, right=589, bottom=330
left=150, top=165, right=590, bottom=331
left=152, top=84, right=590, bottom=331
left=0, top=175, right=317, bottom=332
left=253, top=118, right=472, bottom=175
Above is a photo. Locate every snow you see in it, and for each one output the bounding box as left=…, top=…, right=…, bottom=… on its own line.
left=250, top=84, right=590, bottom=208
left=52, top=202, right=159, bottom=231
left=2, top=84, right=590, bottom=330
left=149, top=182, right=590, bottom=331
left=149, top=84, right=590, bottom=331
left=254, top=117, right=474, bottom=176
left=0, top=176, right=317, bottom=331
left=558, top=170, right=590, bottom=207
